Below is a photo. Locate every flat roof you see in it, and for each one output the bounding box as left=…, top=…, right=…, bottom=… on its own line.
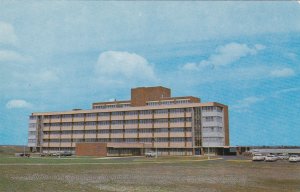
left=31, top=102, right=227, bottom=116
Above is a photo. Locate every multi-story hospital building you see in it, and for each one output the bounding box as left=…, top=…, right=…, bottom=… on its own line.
left=28, top=86, right=229, bottom=156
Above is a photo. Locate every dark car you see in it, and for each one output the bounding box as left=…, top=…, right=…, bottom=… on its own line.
left=60, top=151, right=73, bottom=156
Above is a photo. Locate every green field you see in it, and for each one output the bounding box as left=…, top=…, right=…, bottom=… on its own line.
left=0, top=147, right=299, bottom=192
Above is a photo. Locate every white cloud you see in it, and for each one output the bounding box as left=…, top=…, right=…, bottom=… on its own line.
left=0, top=50, right=32, bottom=62
left=95, top=51, right=157, bottom=86
left=182, top=62, right=198, bottom=70
left=6, top=99, right=32, bottom=109
left=270, top=68, right=295, bottom=77
left=0, top=21, right=17, bottom=45
left=273, top=87, right=300, bottom=98
left=232, top=96, right=264, bottom=112
left=183, top=43, right=265, bottom=70
left=34, top=70, right=60, bottom=82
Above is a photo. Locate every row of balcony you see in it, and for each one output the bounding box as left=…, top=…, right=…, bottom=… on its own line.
left=42, top=142, right=193, bottom=148
left=201, top=111, right=223, bottom=117
left=43, top=113, right=192, bottom=123
left=201, top=132, right=224, bottom=138
left=43, top=122, right=192, bottom=131
left=43, top=132, right=193, bottom=139
left=201, top=122, right=223, bottom=127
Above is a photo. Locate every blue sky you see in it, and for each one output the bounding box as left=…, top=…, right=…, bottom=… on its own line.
left=0, top=1, right=300, bottom=146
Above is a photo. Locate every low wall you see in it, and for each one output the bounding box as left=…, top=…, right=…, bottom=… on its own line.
left=76, top=143, right=107, bottom=156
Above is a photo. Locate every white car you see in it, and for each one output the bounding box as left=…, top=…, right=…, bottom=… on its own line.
left=264, top=155, right=278, bottom=162
left=252, top=153, right=265, bottom=161
left=145, top=151, right=157, bottom=158
left=289, top=155, right=300, bottom=162
left=277, top=154, right=289, bottom=160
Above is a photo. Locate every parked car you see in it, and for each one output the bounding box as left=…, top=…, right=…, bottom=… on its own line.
left=60, top=151, right=72, bottom=156
left=49, top=152, right=59, bottom=156
left=145, top=151, right=157, bottom=158
left=252, top=153, right=265, bottom=161
left=15, top=153, right=30, bottom=157
left=264, top=155, right=278, bottom=162
left=40, top=153, right=46, bottom=157
left=289, top=155, right=300, bottom=162
left=49, top=151, right=72, bottom=157
left=277, top=154, right=289, bottom=160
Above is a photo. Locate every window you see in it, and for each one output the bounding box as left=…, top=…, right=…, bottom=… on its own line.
left=161, top=100, right=173, bottom=105
left=215, top=106, right=223, bottom=112
left=169, top=117, right=191, bottom=123
left=203, top=116, right=222, bottom=123
left=85, top=130, right=97, bottom=134
left=125, top=111, right=138, bottom=116
left=61, top=139, right=72, bottom=143
left=73, top=122, right=84, bottom=126
left=74, top=114, right=84, bottom=118
left=154, top=128, right=168, bottom=133
left=98, top=121, right=110, bottom=125
left=156, top=138, right=168, bottom=142
left=170, top=128, right=184, bottom=132
left=175, top=99, right=189, bottom=104
left=111, top=112, right=124, bottom=116
left=86, top=113, right=97, bottom=118
left=85, top=121, right=96, bottom=126
left=62, top=114, right=72, bottom=118
left=86, top=138, right=97, bottom=142
left=140, top=110, right=152, bottom=115
left=170, top=118, right=184, bottom=123
left=120, top=104, right=131, bottom=108
left=170, top=108, right=185, bottom=113
left=154, top=119, right=168, bottom=124
left=124, top=129, right=137, bottom=133
left=98, top=138, right=109, bottom=142
left=203, top=116, right=214, bottom=122
left=94, top=105, right=106, bottom=109
left=202, top=106, right=223, bottom=112
left=139, top=129, right=152, bottom=133
left=99, top=129, right=109, bottom=134
left=125, top=120, right=138, bottom=124
left=125, top=138, right=137, bottom=143
left=98, top=112, right=110, bottom=116
left=203, top=137, right=224, bottom=143
left=154, top=109, right=168, bottom=114
left=111, top=120, right=123, bottom=125
left=29, top=123, right=36, bottom=128
left=51, top=123, right=60, bottom=127
left=111, top=129, right=123, bottom=134
left=28, top=139, right=36, bottom=143
left=111, top=138, right=123, bottom=142
left=147, top=101, right=159, bottom=106
left=62, top=122, right=72, bottom=126
left=140, top=138, right=152, bottom=143
left=61, top=130, right=72, bottom=134
left=106, top=104, right=117, bottom=108
left=203, top=126, right=223, bottom=133
left=51, top=115, right=60, bottom=119
left=73, top=130, right=84, bottom=134
left=139, top=119, right=152, bottom=124
left=170, top=137, right=185, bottom=142
left=29, top=116, right=37, bottom=120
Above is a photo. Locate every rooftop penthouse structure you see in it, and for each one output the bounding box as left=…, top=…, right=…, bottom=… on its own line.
left=28, top=86, right=229, bottom=156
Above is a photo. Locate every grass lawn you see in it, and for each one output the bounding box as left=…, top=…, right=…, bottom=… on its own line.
left=0, top=154, right=300, bottom=192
